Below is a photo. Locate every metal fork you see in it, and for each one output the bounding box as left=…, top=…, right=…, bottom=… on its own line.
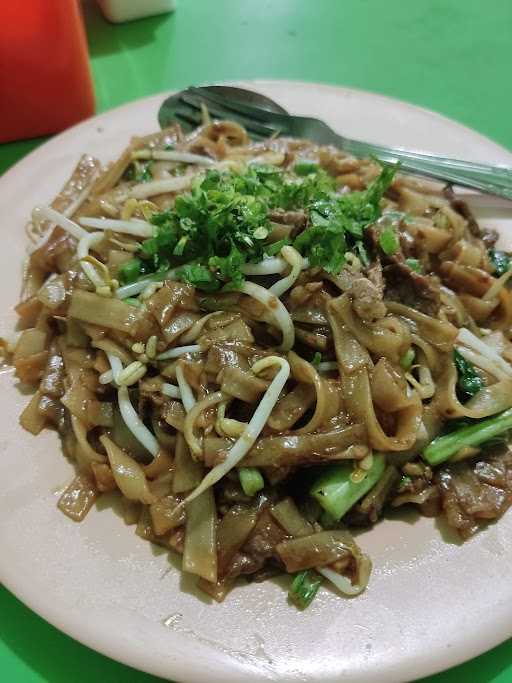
left=159, top=86, right=512, bottom=200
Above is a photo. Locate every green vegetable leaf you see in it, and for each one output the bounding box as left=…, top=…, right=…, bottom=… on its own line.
left=129, top=161, right=397, bottom=291
left=176, top=263, right=221, bottom=292
left=379, top=227, right=399, bottom=255
left=311, top=351, right=322, bottom=367
left=453, top=349, right=483, bottom=401
left=118, top=258, right=142, bottom=285
left=488, top=249, right=511, bottom=277
left=294, top=162, right=398, bottom=273
left=293, top=161, right=320, bottom=176
left=405, top=258, right=422, bottom=273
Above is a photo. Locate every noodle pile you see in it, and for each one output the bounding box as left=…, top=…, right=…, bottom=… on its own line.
left=10, top=117, right=512, bottom=607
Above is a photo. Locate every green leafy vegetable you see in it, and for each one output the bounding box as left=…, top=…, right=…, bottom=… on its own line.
left=293, top=161, right=320, bottom=176
left=311, top=351, right=322, bottom=367
left=405, top=258, right=422, bottom=273
left=294, top=163, right=398, bottom=273
left=488, top=249, right=511, bottom=277
left=176, top=263, right=221, bottom=292
left=130, top=161, right=397, bottom=291
left=423, top=408, right=512, bottom=466
left=453, top=349, right=483, bottom=401
left=289, top=570, right=322, bottom=609
left=310, top=454, right=386, bottom=520
left=379, top=228, right=399, bottom=255
left=118, top=258, right=142, bottom=285
left=239, top=467, right=265, bottom=496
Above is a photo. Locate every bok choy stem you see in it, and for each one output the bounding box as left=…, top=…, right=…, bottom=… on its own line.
left=310, top=454, right=386, bottom=521
left=422, top=407, right=512, bottom=466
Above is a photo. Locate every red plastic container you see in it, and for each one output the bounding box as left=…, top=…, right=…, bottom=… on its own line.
left=0, top=1, right=95, bottom=143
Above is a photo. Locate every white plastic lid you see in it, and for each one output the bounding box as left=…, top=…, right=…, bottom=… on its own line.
left=96, top=0, right=176, bottom=23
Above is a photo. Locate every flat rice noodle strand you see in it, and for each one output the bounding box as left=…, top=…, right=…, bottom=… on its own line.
left=177, top=356, right=290, bottom=509
left=333, top=294, right=410, bottom=364
left=100, top=434, right=155, bottom=504
left=385, top=301, right=458, bottom=353
left=288, top=351, right=329, bottom=434
left=435, top=357, right=512, bottom=419
left=183, top=391, right=225, bottom=458
left=327, top=298, right=371, bottom=374
left=342, top=367, right=422, bottom=451
left=183, top=488, right=217, bottom=583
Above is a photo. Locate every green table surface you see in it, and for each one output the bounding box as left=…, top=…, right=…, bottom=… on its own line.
left=1, top=1, right=511, bottom=681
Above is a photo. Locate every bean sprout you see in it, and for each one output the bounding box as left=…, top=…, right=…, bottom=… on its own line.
left=176, top=356, right=290, bottom=509
left=239, top=281, right=295, bottom=351
left=79, top=217, right=154, bottom=238
left=269, top=246, right=304, bottom=298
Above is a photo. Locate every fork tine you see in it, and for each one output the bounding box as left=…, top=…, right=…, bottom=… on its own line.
left=186, top=87, right=286, bottom=126
left=172, top=104, right=269, bottom=141
left=171, top=104, right=269, bottom=141
left=180, top=91, right=279, bottom=139
left=173, top=110, right=202, bottom=130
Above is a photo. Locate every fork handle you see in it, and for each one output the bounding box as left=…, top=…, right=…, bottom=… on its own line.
left=341, top=138, right=512, bottom=200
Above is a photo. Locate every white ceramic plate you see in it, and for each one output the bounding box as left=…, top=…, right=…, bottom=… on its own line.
left=1, top=81, right=511, bottom=683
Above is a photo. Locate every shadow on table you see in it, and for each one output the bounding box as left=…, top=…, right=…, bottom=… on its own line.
left=0, top=586, right=166, bottom=683
left=82, top=0, right=171, bottom=58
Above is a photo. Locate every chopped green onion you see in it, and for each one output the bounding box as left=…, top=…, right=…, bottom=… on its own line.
left=118, top=258, right=142, bottom=285
left=379, top=228, right=400, bottom=255
left=289, top=570, right=322, bottom=609
left=310, top=454, right=386, bottom=520
left=423, top=407, right=512, bottom=467
left=399, top=347, right=416, bottom=371
left=405, top=258, right=422, bottom=273
left=294, top=161, right=320, bottom=176
left=239, top=467, right=265, bottom=496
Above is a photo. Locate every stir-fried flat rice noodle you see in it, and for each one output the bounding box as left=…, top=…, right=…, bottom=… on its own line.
left=12, top=118, right=512, bottom=608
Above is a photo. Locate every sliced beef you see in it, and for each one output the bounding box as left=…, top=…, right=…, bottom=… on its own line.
left=268, top=209, right=307, bottom=233
left=443, top=186, right=498, bottom=247
left=383, top=261, right=442, bottom=317
left=436, top=450, right=512, bottom=539
left=349, top=276, right=387, bottom=322
left=365, top=225, right=441, bottom=316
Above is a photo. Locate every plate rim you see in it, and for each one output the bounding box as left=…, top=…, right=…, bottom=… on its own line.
left=1, top=79, right=511, bottom=683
